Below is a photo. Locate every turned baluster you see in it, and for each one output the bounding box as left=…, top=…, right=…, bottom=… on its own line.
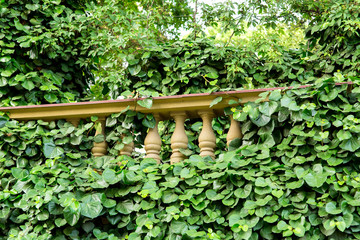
left=144, top=113, right=161, bottom=163
left=227, top=115, right=242, bottom=147
left=67, top=118, right=80, bottom=127
left=198, top=110, right=216, bottom=159
left=170, top=111, right=188, bottom=164
left=92, top=117, right=108, bottom=157
left=120, top=135, right=134, bottom=157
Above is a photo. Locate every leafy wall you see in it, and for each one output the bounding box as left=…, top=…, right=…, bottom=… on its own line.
left=1, top=0, right=360, bottom=239
left=2, top=79, right=360, bottom=239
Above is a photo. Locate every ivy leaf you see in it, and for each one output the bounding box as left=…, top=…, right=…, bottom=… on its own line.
left=340, top=137, right=360, bottom=152
left=250, top=113, right=271, bottom=127
left=44, top=93, right=58, bottom=103
left=116, top=200, right=134, bottom=214
left=0, top=56, right=11, bottom=62
left=234, top=184, right=252, bottom=198
left=325, top=202, right=342, bottom=215
left=11, top=168, right=29, bottom=180
left=103, top=168, right=116, bottom=184
left=142, top=115, right=156, bottom=128
left=336, top=130, right=351, bottom=141
left=43, top=139, right=64, bottom=158
left=128, top=65, right=141, bottom=76
left=259, top=101, right=278, bottom=116
left=80, top=194, right=103, bottom=219
left=209, top=97, right=222, bottom=108
left=63, top=201, right=80, bottom=226
left=269, top=90, right=282, bottom=101
left=161, top=58, right=175, bottom=67
left=304, top=172, right=327, bottom=188
left=138, top=98, right=153, bottom=109
left=0, top=116, right=8, bottom=128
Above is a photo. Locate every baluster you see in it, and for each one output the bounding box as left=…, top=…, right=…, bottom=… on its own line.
left=120, top=134, right=134, bottom=157
left=198, top=110, right=216, bottom=159
left=144, top=113, right=161, bottom=163
left=227, top=115, right=242, bottom=147
left=66, top=118, right=80, bottom=127
left=92, top=117, right=108, bottom=157
left=170, top=111, right=188, bottom=164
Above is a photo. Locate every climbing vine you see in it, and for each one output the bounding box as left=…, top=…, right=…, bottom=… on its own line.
left=2, top=79, right=360, bottom=239
left=1, top=0, right=360, bottom=239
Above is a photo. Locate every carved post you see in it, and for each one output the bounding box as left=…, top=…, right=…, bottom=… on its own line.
left=227, top=115, right=242, bottom=147
left=170, top=111, right=188, bottom=164
left=198, top=110, right=216, bottom=159
left=92, top=117, right=107, bottom=157
left=66, top=118, right=80, bottom=127
left=144, top=113, right=161, bottom=163
left=120, top=135, right=134, bottom=157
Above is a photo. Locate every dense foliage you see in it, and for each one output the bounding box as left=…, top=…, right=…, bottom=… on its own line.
left=1, top=0, right=360, bottom=239
left=2, top=80, right=360, bottom=239
left=0, top=0, right=92, bottom=106
left=0, top=0, right=193, bottom=106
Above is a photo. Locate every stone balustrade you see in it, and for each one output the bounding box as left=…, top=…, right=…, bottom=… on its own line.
left=0, top=85, right=324, bottom=163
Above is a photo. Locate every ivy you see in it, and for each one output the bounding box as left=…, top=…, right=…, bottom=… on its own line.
left=1, top=79, right=360, bottom=239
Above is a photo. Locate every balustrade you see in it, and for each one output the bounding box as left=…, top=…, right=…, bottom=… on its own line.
left=91, top=117, right=108, bottom=157
left=198, top=110, right=216, bottom=158
left=1, top=88, right=284, bottom=163
left=144, top=113, right=161, bottom=163
left=227, top=115, right=242, bottom=147
left=170, top=111, right=189, bottom=164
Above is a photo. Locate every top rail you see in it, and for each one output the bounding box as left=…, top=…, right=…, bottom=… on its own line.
left=0, top=83, right=352, bottom=121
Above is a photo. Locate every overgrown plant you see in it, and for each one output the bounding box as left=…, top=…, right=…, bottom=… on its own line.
left=2, top=79, right=360, bottom=239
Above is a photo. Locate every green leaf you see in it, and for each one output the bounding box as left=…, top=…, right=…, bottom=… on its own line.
left=264, top=215, right=279, bottom=223
left=250, top=113, right=271, bottom=127
left=11, top=168, right=29, bottom=180
left=21, top=80, right=35, bottom=91
left=43, top=139, right=64, bottom=158
left=80, top=194, right=103, bottom=219
left=0, top=116, right=8, bottom=128
left=44, top=93, right=58, bottom=103
left=63, top=202, right=80, bottom=226
left=128, top=65, right=141, bottom=76
left=93, top=229, right=108, bottom=239
left=138, top=98, right=153, bottom=109
left=0, top=56, right=11, bottom=62
left=2, top=65, right=16, bottom=77
left=234, top=184, right=252, bottom=199
left=304, top=172, right=327, bottom=188
left=259, top=101, right=278, bottom=116
left=55, top=218, right=67, bottom=227
left=116, top=200, right=134, bottom=214
left=269, top=90, right=282, bottom=101
left=161, top=58, right=175, bottom=67
left=336, top=130, right=351, bottom=141
left=142, top=115, right=156, bottom=128
left=162, top=190, right=178, bottom=204
left=205, top=189, right=223, bottom=200
left=103, top=168, right=116, bottom=184
left=210, top=97, right=223, bottom=108
left=340, top=137, right=360, bottom=152
left=325, top=202, right=342, bottom=215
